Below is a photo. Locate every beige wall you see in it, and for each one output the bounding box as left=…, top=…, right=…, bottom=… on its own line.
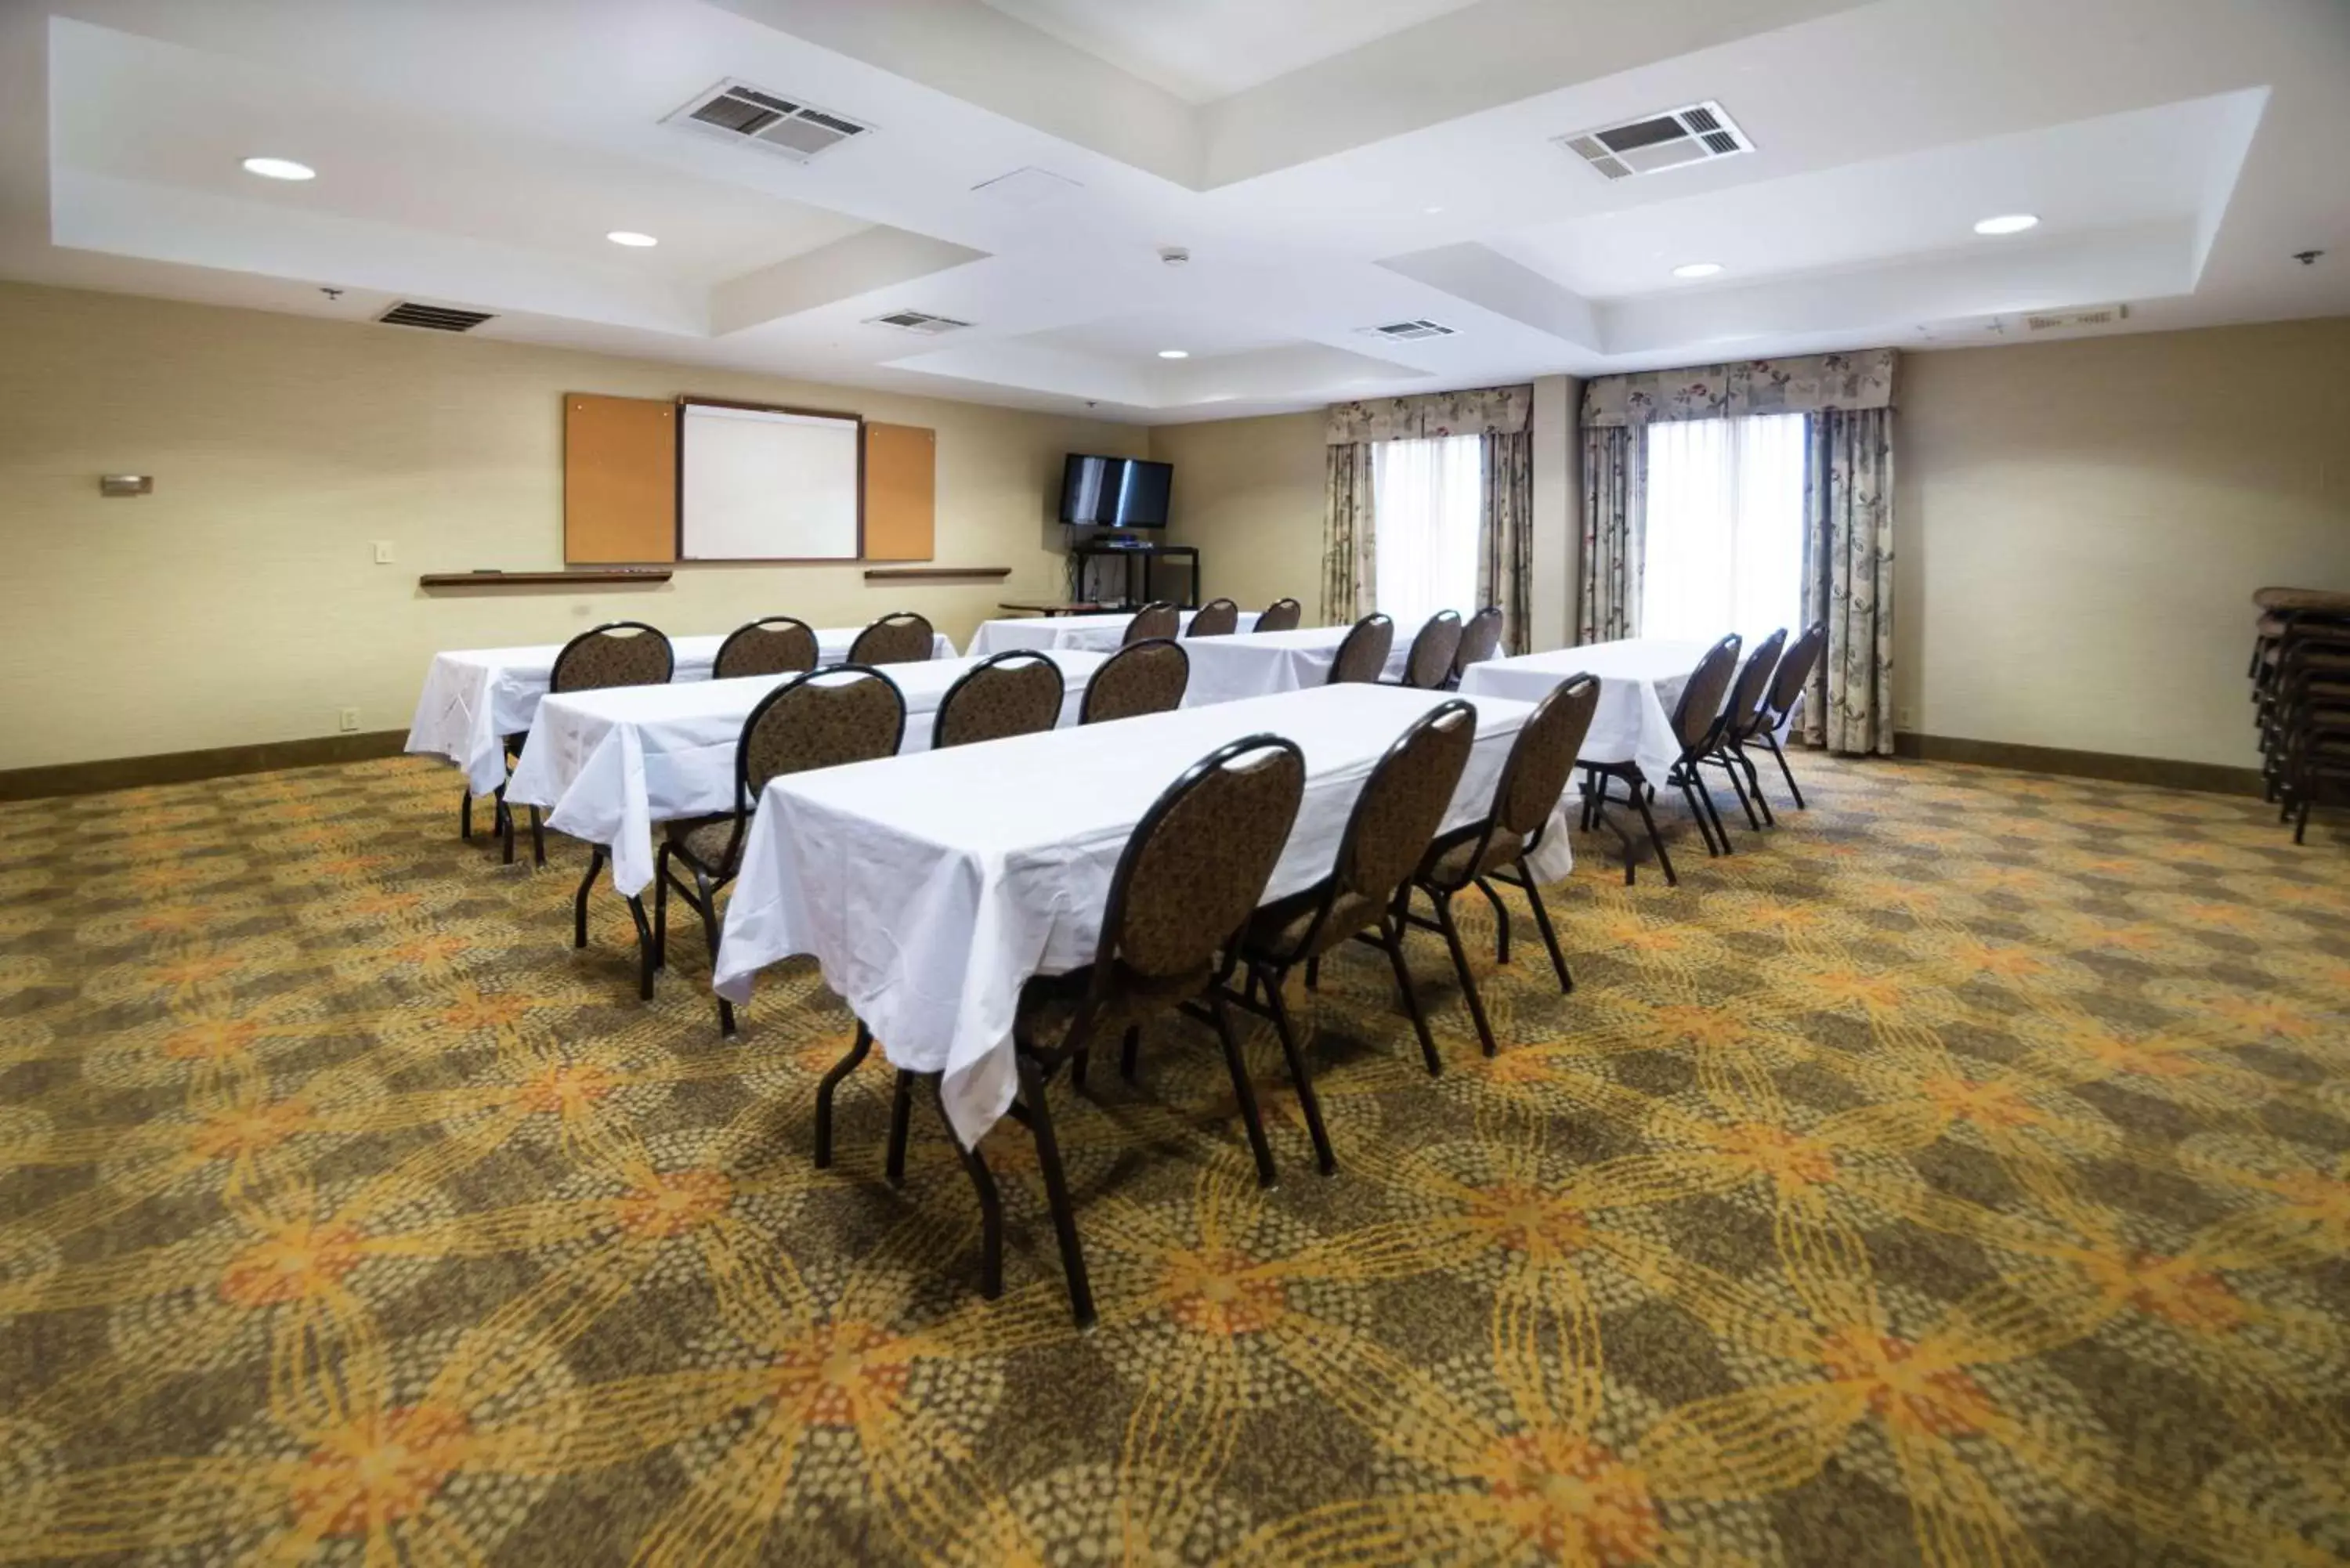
left=1149, top=410, right=1325, bottom=619
left=0, top=283, right=1145, bottom=769
left=1896, top=320, right=2350, bottom=768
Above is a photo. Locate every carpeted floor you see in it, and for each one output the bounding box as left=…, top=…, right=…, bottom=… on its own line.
left=0, top=751, right=2346, bottom=1566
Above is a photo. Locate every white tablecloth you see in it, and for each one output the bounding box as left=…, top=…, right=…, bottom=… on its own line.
left=1180, top=626, right=1413, bottom=706
left=712, top=683, right=1573, bottom=1147
left=405, top=627, right=956, bottom=795
left=1456, top=638, right=1708, bottom=786
left=968, top=609, right=1263, bottom=656
left=504, top=649, right=1104, bottom=898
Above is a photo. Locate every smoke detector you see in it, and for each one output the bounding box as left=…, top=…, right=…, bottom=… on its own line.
left=1159, top=247, right=1190, bottom=267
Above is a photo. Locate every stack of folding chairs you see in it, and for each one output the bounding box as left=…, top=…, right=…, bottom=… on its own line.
left=2251, top=587, right=2350, bottom=842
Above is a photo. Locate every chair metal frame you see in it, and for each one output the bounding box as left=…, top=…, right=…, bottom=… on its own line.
left=1186, top=597, right=1242, bottom=638
left=712, top=615, right=819, bottom=681
left=1580, top=633, right=1742, bottom=884
left=1256, top=598, right=1303, bottom=633
left=482, top=621, right=673, bottom=869
left=848, top=611, right=936, bottom=666
left=1397, top=610, right=1465, bottom=690
left=1326, top=613, right=1396, bottom=685
left=931, top=650, right=1065, bottom=750
left=1080, top=637, right=1190, bottom=724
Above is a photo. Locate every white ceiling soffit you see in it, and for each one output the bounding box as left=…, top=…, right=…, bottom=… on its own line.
left=3, top=0, right=2348, bottom=423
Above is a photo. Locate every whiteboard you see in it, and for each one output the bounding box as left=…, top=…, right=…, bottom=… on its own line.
left=679, top=402, right=861, bottom=560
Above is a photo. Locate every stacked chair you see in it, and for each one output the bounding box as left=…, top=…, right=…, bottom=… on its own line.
left=2252, top=587, right=2350, bottom=841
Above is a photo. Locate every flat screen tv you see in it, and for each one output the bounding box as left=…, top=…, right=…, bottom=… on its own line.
left=1060, top=454, right=1172, bottom=528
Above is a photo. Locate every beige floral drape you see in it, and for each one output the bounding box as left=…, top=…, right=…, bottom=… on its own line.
left=1325, top=385, right=1532, bottom=636
left=1321, top=443, right=1375, bottom=626
left=1803, top=407, right=1896, bottom=754
left=1578, top=425, right=1643, bottom=644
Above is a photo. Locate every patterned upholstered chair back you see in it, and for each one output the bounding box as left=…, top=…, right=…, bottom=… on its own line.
left=848, top=612, right=935, bottom=666
left=1256, top=598, right=1303, bottom=633
left=549, top=623, right=674, bottom=694
left=1764, top=621, right=1829, bottom=729
left=714, top=616, right=819, bottom=681
left=736, top=666, right=906, bottom=805
left=1670, top=634, right=1744, bottom=756
left=1336, top=699, right=1476, bottom=899
left=1453, top=606, right=1506, bottom=680
left=1083, top=638, right=1189, bottom=724
left=1187, top=598, right=1241, bottom=638
left=1100, top=736, right=1306, bottom=981
left=1123, top=602, right=1180, bottom=645
left=934, top=652, right=1065, bottom=750
left=1402, top=612, right=1465, bottom=689
left=1497, top=675, right=1600, bottom=839
left=1328, top=614, right=1395, bottom=685
left=1725, top=629, right=1788, bottom=740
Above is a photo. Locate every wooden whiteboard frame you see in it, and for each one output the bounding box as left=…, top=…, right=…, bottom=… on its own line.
left=674, top=396, right=866, bottom=563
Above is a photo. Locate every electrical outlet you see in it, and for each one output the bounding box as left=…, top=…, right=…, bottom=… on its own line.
left=338, top=706, right=360, bottom=732
left=372, top=540, right=395, bottom=565
left=1897, top=706, right=1916, bottom=728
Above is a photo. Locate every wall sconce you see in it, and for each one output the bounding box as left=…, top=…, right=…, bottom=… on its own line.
left=99, top=475, right=154, bottom=497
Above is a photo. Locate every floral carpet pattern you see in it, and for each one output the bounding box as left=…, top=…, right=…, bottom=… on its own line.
left=0, top=753, right=2346, bottom=1566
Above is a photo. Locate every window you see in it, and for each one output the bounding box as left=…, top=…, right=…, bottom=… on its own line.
left=1372, top=433, right=1481, bottom=630
left=1640, top=412, right=1805, bottom=645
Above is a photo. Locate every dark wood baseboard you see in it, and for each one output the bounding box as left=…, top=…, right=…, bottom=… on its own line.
left=0, top=729, right=412, bottom=802
left=1893, top=732, right=2262, bottom=797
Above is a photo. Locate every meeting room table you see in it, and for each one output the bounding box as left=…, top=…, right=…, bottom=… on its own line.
left=1454, top=637, right=1708, bottom=786
left=1179, top=624, right=1412, bottom=706
left=405, top=625, right=958, bottom=796
left=504, top=649, right=1106, bottom=899
left=967, top=608, right=1260, bottom=656
left=710, top=681, right=1573, bottom=1148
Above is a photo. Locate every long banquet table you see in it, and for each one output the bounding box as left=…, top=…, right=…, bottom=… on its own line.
left=406, top=627, right=958, bottom=794
left=968, top=608, right=1260, bottom=656
left=1180, top=625, right=1413, bottom=705
left=711, top=682, right=1572, bottom=1147
left=1456, top=637, right=1709, bottom=785
left=505, top=649, right=1106, bottom=898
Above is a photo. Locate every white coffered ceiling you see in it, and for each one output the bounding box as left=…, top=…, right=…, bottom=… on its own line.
left=2, top=0, right=2344, bottom=424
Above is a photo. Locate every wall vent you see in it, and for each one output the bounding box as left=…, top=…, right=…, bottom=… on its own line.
left=666, top=79, right=873, bottom=162
left=378, top=302, right=494, bottom=332
left=1557, top=101, right=1752, bottom=180
left=1359, top=318, right=1456, bottom=342
left=866, top=309, right=974, bottom=336
left=2023, top=303, right=2128, bottom=332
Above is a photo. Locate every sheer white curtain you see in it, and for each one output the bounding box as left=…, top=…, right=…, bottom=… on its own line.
left=1640, top=412, right=1806, bottom=645
left=1372, top=433, right=1481, bottom=630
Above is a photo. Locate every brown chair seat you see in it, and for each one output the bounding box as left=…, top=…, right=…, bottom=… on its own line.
left=1424, top=822, right=1525, bottom=885
left=663, top=816, right=739, bottom=872
left=1245, top=886, right=1389, bottom=960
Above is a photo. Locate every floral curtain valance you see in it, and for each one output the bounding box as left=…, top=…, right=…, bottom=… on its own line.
left=1326, top=384, right=1533, bottom=445
left=1582, top=349, right=1896, bottom=428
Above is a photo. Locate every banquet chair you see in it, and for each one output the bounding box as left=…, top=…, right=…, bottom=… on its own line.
left=848, top=612, right=935, bottom=665
left=493, top=621, right=672, bottom=868
left=713, top=616, right=819, bottom=681
left=1448, top=606, right=1506, bottom=688
left=933, top=651, right=1065, bottom=749
left=1397, top=611, right=1464, bottom=690
left=1123, top=602, right=1180, bottom=644
left=1230, top=699, right=1476, bottom=1100
left=651, top=666, right=906, bottom=1033
left=1745, top=621, right=1828, bottom=811
left=1401, top=674, right=1598, bottom=1057
left=1326, top=613, right=1395, bottom=685
left=1580, top=634, right=1741, bottom=886
left=1187, top=598, right=1241, bottom=638
left=822, top=734, right=1307, bottom=1329
left=1256, top=598, right=1303, bottom=633
left=1697, top=628, right=1787, bottom=832
left=1082, top=638, right=1189, bottom=723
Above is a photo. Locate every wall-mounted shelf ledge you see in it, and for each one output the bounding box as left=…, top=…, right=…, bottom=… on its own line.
left=861, top=565, right=1012, bottom=582
left=419, top=569, right=673, bottom=588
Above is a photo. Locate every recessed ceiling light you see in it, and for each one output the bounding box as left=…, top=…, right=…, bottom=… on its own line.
left=1672, top=262, right=1723, bottom=279
left=606, top=231, right=659, bottom=247
left=240, top=157, right=315, bottom=182
left=1973, top=213, right=2039, bottom=236
left=1157, top=349, right=1189, bottom=359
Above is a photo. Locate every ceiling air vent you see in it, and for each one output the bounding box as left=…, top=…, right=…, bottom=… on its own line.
left=378, top=302, right=494, bottom=333
left=2023, top=303, right=2128, bottom=332
left=1360, top=319, right=1456, bottom=342
left=666, top=79, right=873, bottom=162
left=1557, top=100, right=1752, bottom=180
left=866, top=309, right=974, bottom=336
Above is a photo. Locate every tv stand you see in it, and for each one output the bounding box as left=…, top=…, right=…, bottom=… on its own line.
left=1068, top=540, right=1199, bottom=610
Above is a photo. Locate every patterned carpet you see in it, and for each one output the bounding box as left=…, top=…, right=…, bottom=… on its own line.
left=1, top=750, right=2346, bottom=1566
